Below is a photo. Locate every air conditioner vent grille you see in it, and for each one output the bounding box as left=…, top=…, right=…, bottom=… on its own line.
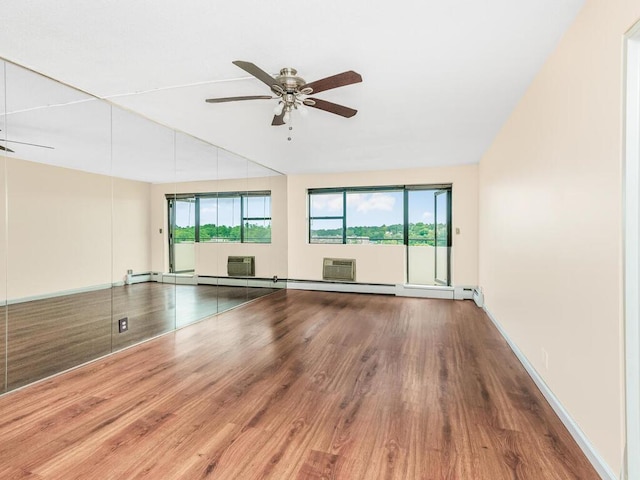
left=323, top=258, right=356, bottom=282
left=227, top=256, right=255, bottom=277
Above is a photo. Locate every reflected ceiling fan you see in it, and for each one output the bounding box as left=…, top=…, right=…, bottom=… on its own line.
left=0, top=129, right=54, bottom=153
left=205, top=61, right=362, bottom=126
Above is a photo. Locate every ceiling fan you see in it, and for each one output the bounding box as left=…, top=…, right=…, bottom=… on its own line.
left=205, top=61, right=362, bottom=126
left=0, top=129, right=54, bottom=153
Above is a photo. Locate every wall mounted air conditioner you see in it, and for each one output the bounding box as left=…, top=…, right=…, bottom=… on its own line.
left=323, top=258, right=356, bottom=282
left=227, top=256, right=255, bottom=277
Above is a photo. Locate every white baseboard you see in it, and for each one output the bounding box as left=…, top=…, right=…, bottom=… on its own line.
left=483, top=305, right=617, bottom=480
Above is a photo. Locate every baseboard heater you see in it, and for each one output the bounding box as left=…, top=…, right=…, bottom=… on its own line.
left=125, top=272, right=152, bottom=285
left=198, top=275, right=284, bottom=289
left=288, top=279, right=395, bottom=295
left=473, top=288, right=484, bottom=307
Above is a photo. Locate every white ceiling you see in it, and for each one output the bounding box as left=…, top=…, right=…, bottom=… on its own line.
left=0, top=0, right=585, bottom=178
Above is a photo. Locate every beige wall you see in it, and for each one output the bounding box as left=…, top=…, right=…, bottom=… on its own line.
left=287, top=164, right=478, bottom=285
left=150, top=175, right=288, bottom=279
left=112, top=177, right=152, bottom=282
left=478, top=0, right=639, bottom=473
left=3, top=158, right=151, bottom=300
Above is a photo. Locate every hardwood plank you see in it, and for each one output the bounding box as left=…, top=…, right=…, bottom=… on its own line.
left=0, top=290, right=600, bottom=479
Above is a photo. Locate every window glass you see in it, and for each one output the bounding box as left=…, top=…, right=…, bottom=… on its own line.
left=244, top=195, right=271, bottom=218
left=310, top=192, right=343, bottom=217
left=345, top=191, right=403, bottom=244
left=216, top=197, right=241, bottom=242
left=245, top=219, right=272, bottom=243
left=310, top=218, right=344, bottom=243
left=174, top=199, right=196, bottom=243
left=196, top=193, right=271, bottom=243
left=407, top=189, right=436, bottom=246
left=198, top=197, right=217, bottom=242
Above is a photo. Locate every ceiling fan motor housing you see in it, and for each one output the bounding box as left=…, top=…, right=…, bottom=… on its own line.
left=277, top=68, right=306, bottom=92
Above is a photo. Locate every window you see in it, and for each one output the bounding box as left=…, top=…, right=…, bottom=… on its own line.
left=309, top=192, right=344, bottom=243
left=168, top=191, right=271, bottom=244
left=308, top=185, right=450, bottom=246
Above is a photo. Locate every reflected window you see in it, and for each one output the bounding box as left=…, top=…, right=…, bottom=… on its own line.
left=169, top=191, right=271, bottom=244
left=174, top=199, right=196, bottom=243
left=200, top=196, right=242, bottom=242
left=243, top=195, right=271, bottom=243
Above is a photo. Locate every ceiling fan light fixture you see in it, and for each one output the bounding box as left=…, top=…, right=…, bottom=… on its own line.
left=207, top=61, right=362, bottom=128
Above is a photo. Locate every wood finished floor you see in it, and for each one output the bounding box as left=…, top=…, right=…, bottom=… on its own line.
left=0, top=290, right=599, bottom=479
left=0, top=283, right=278, bottom=391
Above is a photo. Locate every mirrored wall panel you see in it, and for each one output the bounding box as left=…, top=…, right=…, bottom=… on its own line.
left=0, top=59, right=285, bottom=394
left=111, top=105, right=177, bottom=350
left=0, top=60, right=7, bottom=393
left=4, top=62, right=113, bottom=389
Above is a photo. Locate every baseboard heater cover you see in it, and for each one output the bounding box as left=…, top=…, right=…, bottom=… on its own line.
left=473, top=288, right=484, bottom=307
left=227, top=256, right=256, bottom=277
left=125, top=272, right=152, bottom=285
left=288, top=280, right=395, bottom=295
left=197, top=275, right=284, bottom=289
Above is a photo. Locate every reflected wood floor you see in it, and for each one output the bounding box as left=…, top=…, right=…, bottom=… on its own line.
left=0, top=283, right=278, bottom=391
left=0, top=290, right=598, bottom=479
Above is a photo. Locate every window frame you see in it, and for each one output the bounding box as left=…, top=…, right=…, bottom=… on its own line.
left=308, top=184, right=451, bottom=246
left=166, top=190, right=272, bottom=244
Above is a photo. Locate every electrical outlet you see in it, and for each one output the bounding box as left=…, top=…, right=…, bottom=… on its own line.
left=542, top=347, right=549, bottom=370
left=118, top=317, right=129, bottom=333
left=127, top=269, right=133, bottom=275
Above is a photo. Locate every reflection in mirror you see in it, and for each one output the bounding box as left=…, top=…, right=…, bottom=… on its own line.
left=111, top=105, right=176, bottom=350
left=173, top=132, right=219, bottom=328
left=0, top=58, right=285, bottom=395
left=4, top=62, right=113, bottom=389
left=246, top=159, right=287, bottom=291
left=0, top=60, right=7, bottom=393
left=172, top=139, right=284, bottom=327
